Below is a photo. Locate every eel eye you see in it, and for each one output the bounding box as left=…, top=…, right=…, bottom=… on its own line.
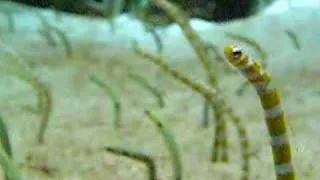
left=232, top=48, right=242, bottom=59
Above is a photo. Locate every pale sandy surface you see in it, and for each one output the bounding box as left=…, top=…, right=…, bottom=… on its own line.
left=0, top=2, right=319, bottom=180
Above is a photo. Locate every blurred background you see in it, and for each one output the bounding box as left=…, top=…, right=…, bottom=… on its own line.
left=7, top=0, right=275, bottom=23
left=0, top=0, right=319, bottom=180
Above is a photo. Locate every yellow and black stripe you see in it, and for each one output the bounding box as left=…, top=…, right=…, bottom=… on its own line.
left=224, top=46, right=296, bottom=180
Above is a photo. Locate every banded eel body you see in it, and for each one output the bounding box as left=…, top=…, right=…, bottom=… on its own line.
left=18, top=76, right=52, bottom=144
left=210, top=94, right=250, bottom=179
left=224, top=46, right=296, bottom=180
left=152, top=0, right=229, bottom=163
left=210, top=93, right=229, bottom=162
left=36, top=81, right=52, bottom=144
left=105, top=146, right=157, bottom=180
left=135, top=45, right=251, bottom=180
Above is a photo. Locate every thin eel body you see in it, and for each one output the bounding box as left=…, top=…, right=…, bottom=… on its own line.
left=224, top=46, right=296, bottom=180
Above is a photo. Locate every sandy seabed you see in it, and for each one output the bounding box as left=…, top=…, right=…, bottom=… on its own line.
left=0, top=1, right=319, bottom=180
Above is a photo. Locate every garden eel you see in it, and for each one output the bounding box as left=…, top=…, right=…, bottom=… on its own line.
left=224, top=46, right=296, bottom=180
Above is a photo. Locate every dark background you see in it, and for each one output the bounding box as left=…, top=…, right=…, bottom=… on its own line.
left=8, top=0, right=264, bottom=22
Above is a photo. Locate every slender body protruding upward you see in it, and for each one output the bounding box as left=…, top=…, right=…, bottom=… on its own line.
left=224, top=46, right=296, bottom=180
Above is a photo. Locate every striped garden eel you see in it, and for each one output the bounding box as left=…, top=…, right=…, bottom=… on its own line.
left=152, top=0, right=229, bottom=163
left=134, top=44, right=251, bottom=180
left=224, top=46, right=296, bottom=180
